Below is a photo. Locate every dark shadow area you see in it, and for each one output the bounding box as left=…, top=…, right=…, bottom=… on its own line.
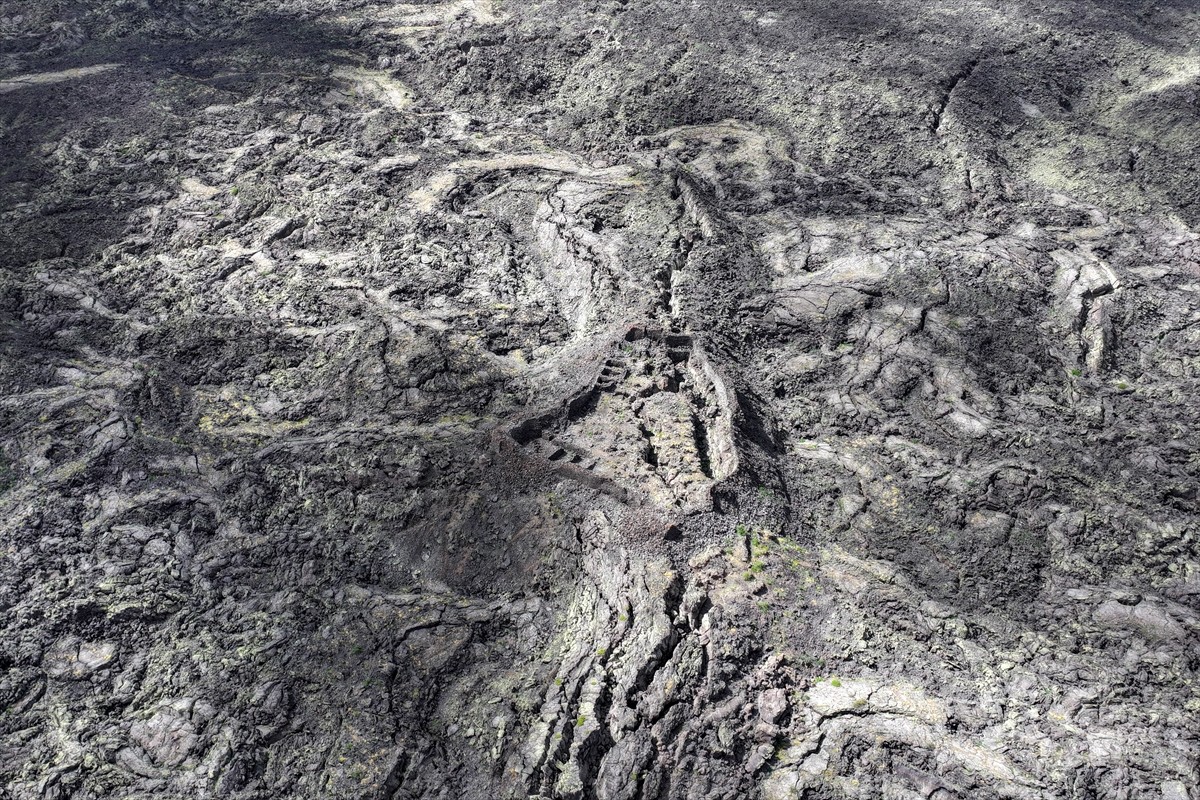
left=1, top=8, right=360, bottom=268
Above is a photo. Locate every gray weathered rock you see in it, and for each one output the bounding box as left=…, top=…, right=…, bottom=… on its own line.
left=1, top=0, right=1198, bottom=798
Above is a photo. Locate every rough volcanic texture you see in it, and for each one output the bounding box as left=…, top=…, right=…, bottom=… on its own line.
left=2, top=1, right=1200, bottom=799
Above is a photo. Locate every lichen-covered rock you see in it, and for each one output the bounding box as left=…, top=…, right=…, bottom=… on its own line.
left=1, top=0, right=1198, bottom=798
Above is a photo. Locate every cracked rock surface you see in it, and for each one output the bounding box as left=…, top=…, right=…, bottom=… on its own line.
left=1, top=0, right=1199, bottom=798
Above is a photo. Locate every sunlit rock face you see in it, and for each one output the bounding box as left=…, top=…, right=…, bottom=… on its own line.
left=1, top=1, right=1198, bottom=799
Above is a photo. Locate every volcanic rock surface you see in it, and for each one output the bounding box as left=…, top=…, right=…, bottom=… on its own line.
left=2, top=1, right=1199, bottom=798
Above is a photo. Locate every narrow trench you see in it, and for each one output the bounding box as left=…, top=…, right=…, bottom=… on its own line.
left=577, top=679, right=617, bottom=800
left=931, top=56, right=981, bottom=136
left=638, top=422, right=660, bottom=467
left=690, top=411, right=714, bottom=479
left=664, top=232, right=695, bottom=320
left=533, top=669, right=588, bottom=796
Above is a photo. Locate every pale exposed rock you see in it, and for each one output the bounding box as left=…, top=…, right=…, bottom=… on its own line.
left=129, top=704, right=200, bottom=768
left=43, top=638, right=117, bottom=679
left=1094, top=599, right=1186, bottom=640
left=758, top=688, right=789, bottom=724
